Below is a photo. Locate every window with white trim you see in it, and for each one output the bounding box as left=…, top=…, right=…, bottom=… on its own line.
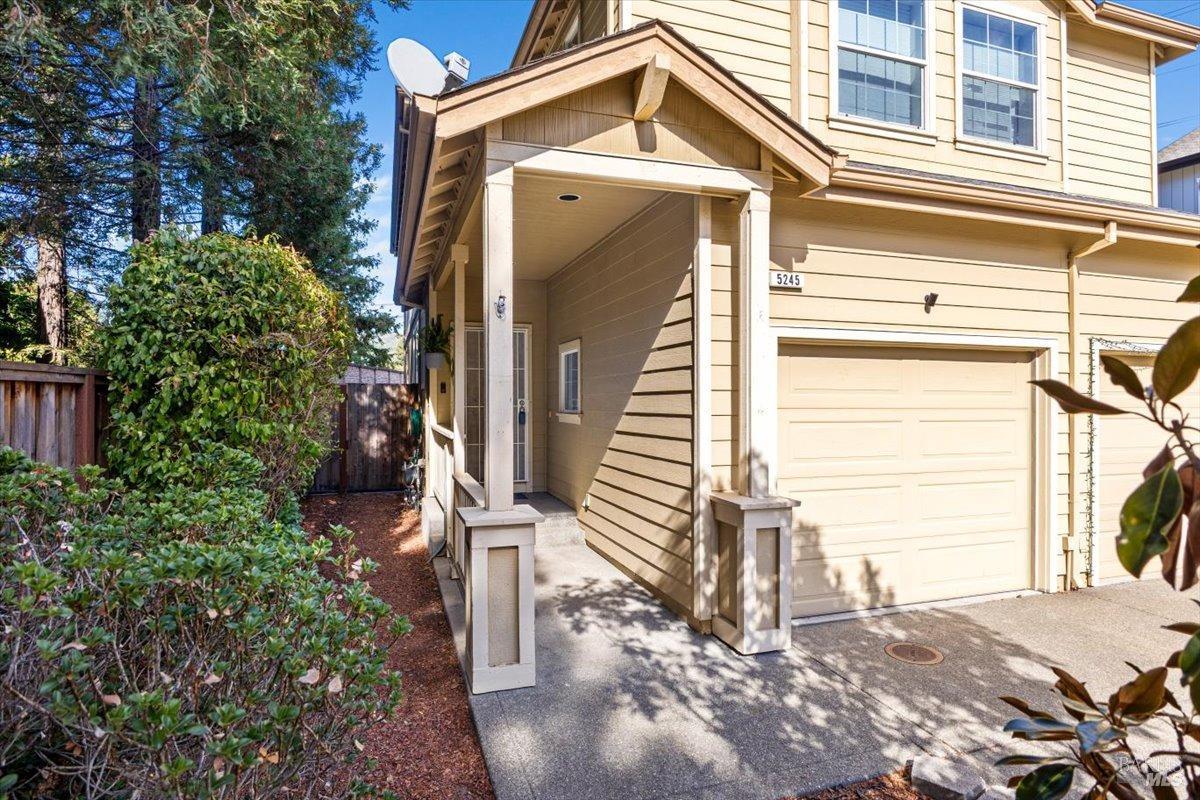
left=960, top=6, right=1040, bottom=148
left=836, top=0, right=929, bottom=129
left=558, top=340, right=580, bottom=415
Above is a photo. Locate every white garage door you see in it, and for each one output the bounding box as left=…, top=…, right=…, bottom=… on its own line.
left=1093, top=353, right=1199, bottom=584
left=778, top=343, right=1036, bottom=618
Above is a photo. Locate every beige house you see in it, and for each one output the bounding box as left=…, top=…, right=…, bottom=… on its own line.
left=390, top=0, right=1200, bottom=693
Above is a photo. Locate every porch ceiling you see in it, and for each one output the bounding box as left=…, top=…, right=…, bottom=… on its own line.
left=459, top=175, right=667, bottom=282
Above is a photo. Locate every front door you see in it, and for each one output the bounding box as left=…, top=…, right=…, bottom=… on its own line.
left=464, top=326, right=531, bottom=490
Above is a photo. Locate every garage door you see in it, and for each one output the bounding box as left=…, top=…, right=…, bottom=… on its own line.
left=1093, top=353, right=1199, bottom=584
left=778, top=343, right=1036, bottom=618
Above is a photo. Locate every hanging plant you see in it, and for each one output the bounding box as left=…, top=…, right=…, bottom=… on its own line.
left=420, top=317, right=453, bottom=372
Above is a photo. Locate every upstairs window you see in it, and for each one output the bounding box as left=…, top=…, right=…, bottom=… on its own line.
left=835, top=0, right=930, bottom=130
left=960, top=6, right=1041, bottom=149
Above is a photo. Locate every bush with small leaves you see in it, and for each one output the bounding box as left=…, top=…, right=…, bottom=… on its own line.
left=999, top=275, right=1200, bottom=800
left=0, top=447, right=408, bottom=798
left=101, top=228, right=352, bottom=515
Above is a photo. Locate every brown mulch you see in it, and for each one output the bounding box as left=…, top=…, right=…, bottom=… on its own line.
left=301, top=492, right=495, bottom=800
left=785, top=770, right=932, bottom=800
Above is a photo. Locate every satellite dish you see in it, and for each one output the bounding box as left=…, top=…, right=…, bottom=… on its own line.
left=387, top=38, right=449, bottom=97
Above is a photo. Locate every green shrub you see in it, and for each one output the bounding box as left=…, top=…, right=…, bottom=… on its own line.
left=101, top=229, right=352, bottom=513
left=0, top=446, right=407, bottom=798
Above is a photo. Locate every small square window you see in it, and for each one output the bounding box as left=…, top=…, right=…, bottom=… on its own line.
left=559, top=339, right=581, bottom=415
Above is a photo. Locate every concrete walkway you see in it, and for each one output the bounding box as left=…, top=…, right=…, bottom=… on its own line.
left=436, top=544, right=1196, bottom=800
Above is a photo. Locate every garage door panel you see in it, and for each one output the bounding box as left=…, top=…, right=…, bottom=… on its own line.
left=779, top=343, right=1035, bottom=617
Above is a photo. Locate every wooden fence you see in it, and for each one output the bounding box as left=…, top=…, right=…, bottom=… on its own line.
left=0, top=361, right=108, bottom=469
left=311, top=381, right=421, bottom=493
left=1, top=360, right=418, bottom=494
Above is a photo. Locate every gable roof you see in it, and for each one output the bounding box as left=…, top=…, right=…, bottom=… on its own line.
left=1159, top=127, right=1200, bottom=172
left=392, top=21, right=842, bottom=303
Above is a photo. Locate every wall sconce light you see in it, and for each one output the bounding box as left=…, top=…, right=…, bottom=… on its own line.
left=924, top=292, right=939, bottom=313
left=495, top=292, right=507, bottom=320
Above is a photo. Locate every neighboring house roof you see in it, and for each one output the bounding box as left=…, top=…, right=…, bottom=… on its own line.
left=1159, top=127, right=1200, bottom=172
left=391, top=20, right=843, bottom=303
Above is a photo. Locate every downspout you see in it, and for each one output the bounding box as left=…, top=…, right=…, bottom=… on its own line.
left=1066, top=220, right=1117, bottom=589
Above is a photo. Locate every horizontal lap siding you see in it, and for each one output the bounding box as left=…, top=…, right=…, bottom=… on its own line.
left=631, top=0, right=794, bottom=113
left=808, top=0, right=1066, bottom=190
left=1066, top=24, right=1154, bottom=204
left=768, top=197, right=1074, bottom=583
left=547, top=195, right=697, bottom=613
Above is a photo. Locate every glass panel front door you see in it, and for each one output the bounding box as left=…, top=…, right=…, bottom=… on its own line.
left=464, top=326, right=530, bottom=487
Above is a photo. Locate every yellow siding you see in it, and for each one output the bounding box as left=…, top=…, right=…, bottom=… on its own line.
left=1065, top=23, right=1155, bottom=204
left=807, top=0, right=1066, bottom=190
left=631, top=0, right=794, bottom=112
left=711, top=200, right=739, bottom=493
left=625, top=0, right=1159, bottom=202
left=502, top=76, right=761, bottom=169
left=767, top=197, right=1075, bottom=585
left=547, top=195, right=697, bottom=614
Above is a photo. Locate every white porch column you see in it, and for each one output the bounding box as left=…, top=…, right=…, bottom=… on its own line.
left=454, top=145, right=542, bottom=694
left=738, top=188, right=773, bottom=498
left=452, top=243, right=468, bottom=476
left=483, top=157, right=515, bottom=511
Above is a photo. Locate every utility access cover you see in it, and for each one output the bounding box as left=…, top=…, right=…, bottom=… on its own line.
left=884, top=642, right=944, bottom=665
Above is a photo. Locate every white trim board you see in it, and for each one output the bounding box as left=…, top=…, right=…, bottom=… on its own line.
left=768, top=325, right=1061, bottom=598
left=792, top=589, right=1040, bottom=627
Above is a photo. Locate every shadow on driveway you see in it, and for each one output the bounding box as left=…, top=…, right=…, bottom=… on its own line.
left=450, top=545, right=1195, bottom=800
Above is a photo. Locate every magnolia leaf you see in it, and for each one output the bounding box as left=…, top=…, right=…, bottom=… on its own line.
left=1179, top=275, right=1200, bottom=303
left=1144, top=447, right=1175, bottom=480
left=1119, top=466, right=1184, bottom=578
left=1179, top=633, right=1200, bottom=687
left=1110, top=666, right=1168, bottom=718
left=996, top=755, right=1065, bottom=766
left=1015, top=764, right=1075, bottom=800
left=1004, top=717, right=1076, bottom=741
left=1165, top=622, right=1200, bottom=635
left=298, top=667, right=321, bottom=685
left=1000, top=696, right=1055, bottom=720
left=1030, top=380, right=1126, bottom=415
left=1075, top=719, right=1124, bottom=753
left=327, top=675, right=344, bottom=694
left=1051, top=668, right=1098, bottom=710
left=1101, top=355, right=1146, bottom=401
left=1152, top=317, right=1200, bottom=402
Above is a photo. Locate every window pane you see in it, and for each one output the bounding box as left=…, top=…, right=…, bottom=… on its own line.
left=562, top=351, right=580, bottom=412
left=839, top=49, right=923, bottom=127
left=962, top=75, right=1035, bottom=147
left=840, top=0, right=924, bottom=58
left=964, top=8, right=987, bottom=42
left=963, top=8, right=1037, bottom=84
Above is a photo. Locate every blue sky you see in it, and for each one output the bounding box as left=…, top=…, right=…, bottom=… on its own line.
left=356, top=0, right=1200, bottom=318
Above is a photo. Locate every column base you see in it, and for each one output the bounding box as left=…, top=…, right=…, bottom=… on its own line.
left=709, top=492, right=798, bottom=655
left=458, top=505, right=544, bottom=693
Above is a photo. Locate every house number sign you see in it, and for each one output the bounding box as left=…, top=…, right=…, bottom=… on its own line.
left=769, top=270, right=805, bottom=290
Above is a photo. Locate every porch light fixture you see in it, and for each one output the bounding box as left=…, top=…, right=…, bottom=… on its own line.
left=557, top=193, right=581, bottom=202
left=495, top=291, right=507, bottom=320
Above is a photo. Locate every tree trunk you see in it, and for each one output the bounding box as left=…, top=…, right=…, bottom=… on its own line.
left=200, top=135, right=225, bottom=235
left=35, top=235, right=67, bottom=364
left=131, top=76, right=161, bottom=242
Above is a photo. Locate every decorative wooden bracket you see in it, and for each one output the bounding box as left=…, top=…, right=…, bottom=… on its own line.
left=633, top=53, right=671, bottom=122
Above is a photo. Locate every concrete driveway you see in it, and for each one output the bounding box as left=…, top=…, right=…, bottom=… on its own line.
left=437, top=544, right=1196, bottom=800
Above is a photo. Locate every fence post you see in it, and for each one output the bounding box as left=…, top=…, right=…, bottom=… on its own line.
left=74, top=373, right=97, bottom=468
left=337, top=385, right=349, bottom=494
